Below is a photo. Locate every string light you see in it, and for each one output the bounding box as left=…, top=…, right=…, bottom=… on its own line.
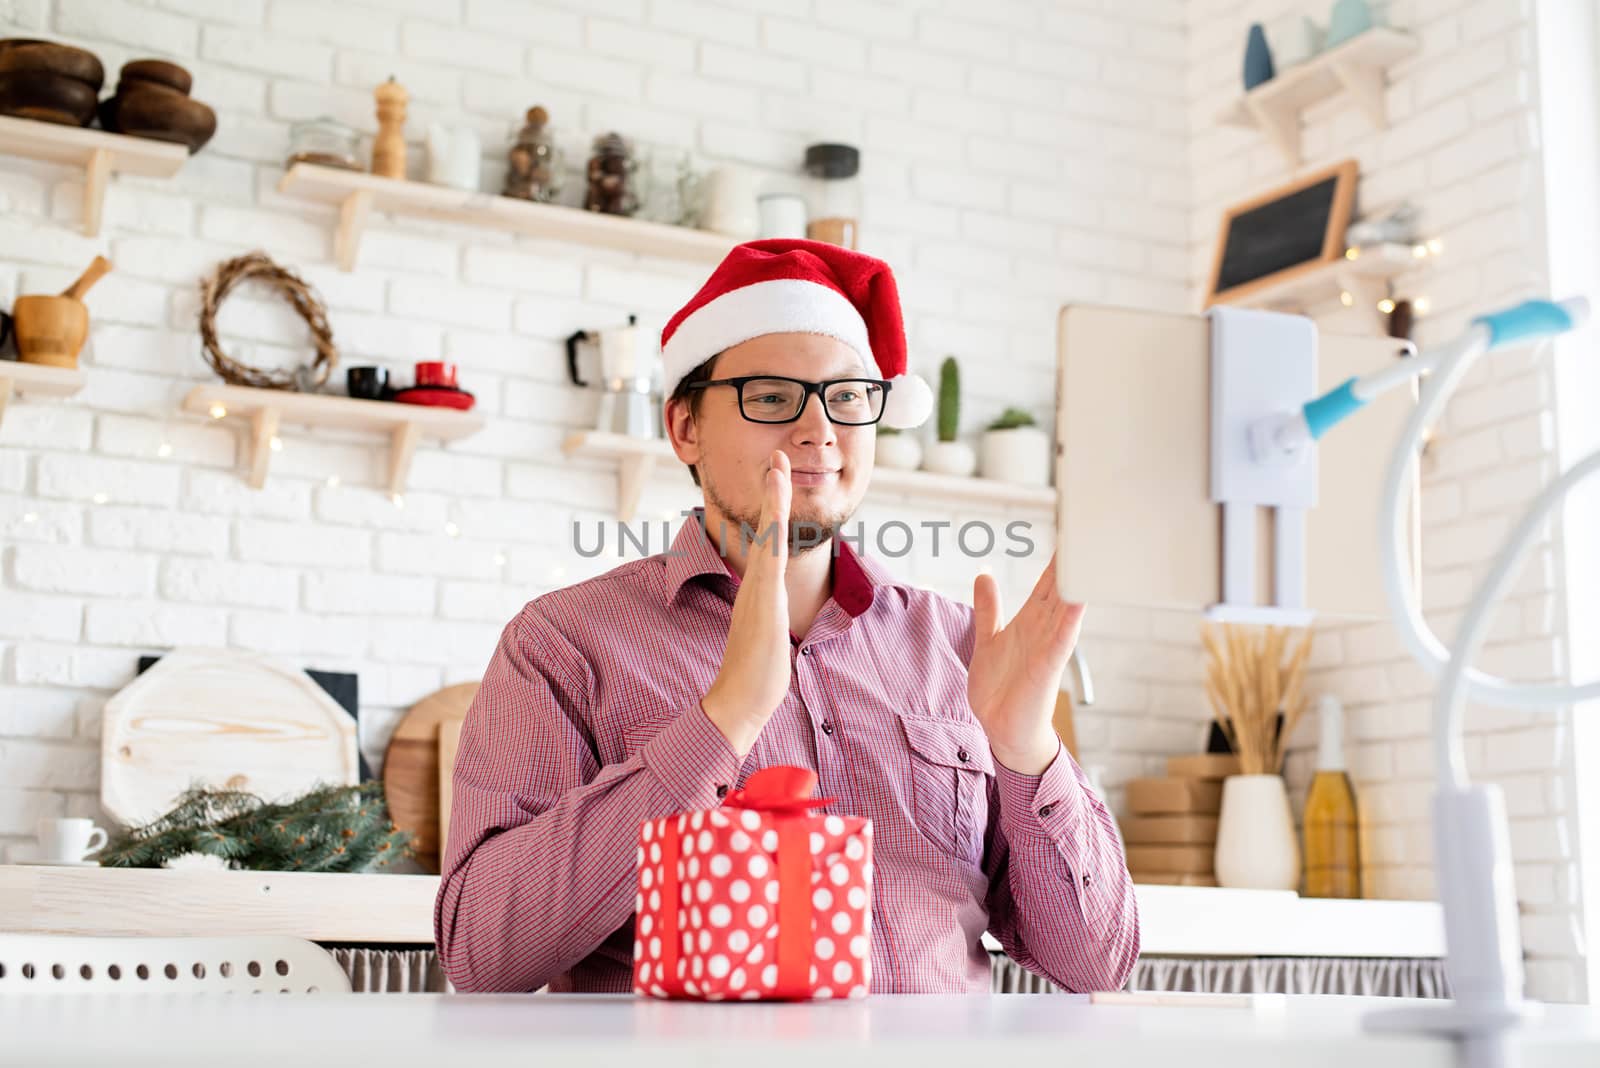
left=391, top=493, right=405, bottom=509
left=550, top=566, right=566, bottom=582
left=269, top=436, right=283, bottom=452
left=494, top=551, right=508, bottom=567
left=1377, top=298, right=1397, bottom=314
left=444, top=521, right=460, bottom=538
left=91, top=492, right=108, bottom=505
left=1339, top=291, right=1355, bottom=307
left=208, top=404, right=227, bottom=419
left=326, top=474, right=341, bottom=488
left=1415, top=297, right=1431, bottom=315
left=1426, top=238, right=1444, bottom=255
left=22, top=512, right=38, bottom=524
left=1412, top=244, right=1428, bottom=259
left=156, top=442, right=173, bottom=458
left=1345, top=247, right=1360, bottom=260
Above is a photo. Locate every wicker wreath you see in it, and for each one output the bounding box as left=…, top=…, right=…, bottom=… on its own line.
left=198, top=251, right=339, bottom=391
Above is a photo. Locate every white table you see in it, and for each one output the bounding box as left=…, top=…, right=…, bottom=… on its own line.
left=5, top=993, right=1598, bottom=1067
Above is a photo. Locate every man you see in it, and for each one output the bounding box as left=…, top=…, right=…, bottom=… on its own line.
left=435, top=239, right=1139, bottom=994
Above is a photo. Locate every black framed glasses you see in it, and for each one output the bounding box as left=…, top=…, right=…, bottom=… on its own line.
left=683, top=375, right=891, bottom=426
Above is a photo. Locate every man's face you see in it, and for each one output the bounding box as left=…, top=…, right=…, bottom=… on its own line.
left=668, top=332, right=875, bottom=553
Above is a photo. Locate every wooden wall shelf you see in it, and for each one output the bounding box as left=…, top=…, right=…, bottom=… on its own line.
left=277, top=163, right=737, bottom=272
left=563, top=430, right=1057, bottom=522
left=183, top=384, right=486, bottom=495
left=0, top=360, right=87, bottom=429
left=0, top=115, right=188, bottom=236
left=1217, top=28, right=1417, bottom=166
left=1213, top=242, right=1419, bottom=325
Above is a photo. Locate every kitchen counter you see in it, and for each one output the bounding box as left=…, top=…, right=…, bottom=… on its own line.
left=1, top=864, right=1446, bottom=957
left=4, top=993, right=1597, bottom=1067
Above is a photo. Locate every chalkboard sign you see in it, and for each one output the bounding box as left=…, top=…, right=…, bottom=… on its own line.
left=1206, top=160, right=1358, bottom=306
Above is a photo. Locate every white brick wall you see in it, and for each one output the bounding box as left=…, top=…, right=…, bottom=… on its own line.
left=0, top=0, right=1191, bottom=873
left=1189, top=0, right=1586, bottom=1001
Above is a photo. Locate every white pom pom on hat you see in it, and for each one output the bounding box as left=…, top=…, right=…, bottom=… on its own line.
left=660, top=239, right=933, bottom=429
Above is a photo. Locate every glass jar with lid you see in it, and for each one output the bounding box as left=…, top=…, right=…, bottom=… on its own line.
left=286, top=117, right=361, bottom=171
left=804, top=143, right=860, bottom=249
left=504, top=105, right=563, bottom=203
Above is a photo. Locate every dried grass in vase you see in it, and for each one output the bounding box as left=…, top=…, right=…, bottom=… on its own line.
left=1200, top=623, right=1315, bottom=776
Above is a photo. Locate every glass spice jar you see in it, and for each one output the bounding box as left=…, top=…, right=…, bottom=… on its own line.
left=804, top=143, right=861, bottom=249
left=584, top=131, right=641, bottom=216
left=286, top=117, right=361, bottom=171
left=503, top=105, right=562, bottom=203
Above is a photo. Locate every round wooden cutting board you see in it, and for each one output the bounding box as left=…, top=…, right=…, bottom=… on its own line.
left=100, top=648, right=358, bottom=827
left=383, top=682, right=478, bottom=873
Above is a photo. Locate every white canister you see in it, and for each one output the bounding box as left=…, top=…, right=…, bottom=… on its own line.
left=700, top=166, right=761, bottom=239
left=978, top=425, right=1051, bottom=485
left=757, top=193, right=808, bottom=239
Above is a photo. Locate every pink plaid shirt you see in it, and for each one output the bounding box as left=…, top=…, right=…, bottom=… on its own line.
left=435, top=512, right=1139, bottom=994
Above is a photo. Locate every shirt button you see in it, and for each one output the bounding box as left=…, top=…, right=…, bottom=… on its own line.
left=716, top=784, right=729, bottom=799
left=1082, top=873, right=1092, bottom=889
left=801, top=647, right=813, bottom=656
left=821, top=721, right=834, bottom=735
left=957, top=748, right=970, bottom=763
left=1038, top=803, right=1055, bottom=818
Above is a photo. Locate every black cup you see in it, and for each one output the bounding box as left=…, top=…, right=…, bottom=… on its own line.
left=347, top=365, right=389, bottom=400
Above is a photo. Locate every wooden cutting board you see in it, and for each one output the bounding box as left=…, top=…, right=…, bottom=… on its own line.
left=437, top=717, right=464, bottom=864
left=101, top=648, right=359, bottom=827
left=383, top=683, right=478, bottom=873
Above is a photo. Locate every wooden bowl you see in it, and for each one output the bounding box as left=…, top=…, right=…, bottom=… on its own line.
left=13, top=294, right=88, bottom=369
left=0, top=39, right=104, bottom=90
left=117, top=58, right=192, bottom=95
left=0, top=70, right=97, bottom=126
left=101, top=83, right=216, bottom=153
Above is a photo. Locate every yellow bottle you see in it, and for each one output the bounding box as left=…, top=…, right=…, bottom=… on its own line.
left=1302, top=695, right=1362, bottom=898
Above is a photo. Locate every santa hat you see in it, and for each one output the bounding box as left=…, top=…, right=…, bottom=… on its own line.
left=660, top=238, right=934, bottom=429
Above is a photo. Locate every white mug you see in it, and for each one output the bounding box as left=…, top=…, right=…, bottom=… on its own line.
left=36, top=817, right=108, bottom=863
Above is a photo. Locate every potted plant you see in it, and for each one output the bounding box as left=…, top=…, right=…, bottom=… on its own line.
left=921, top=356, right=976, bottom=476
left=979, top=406, right=1050, bottom=486
left=875, top=422, right=922, bottom=471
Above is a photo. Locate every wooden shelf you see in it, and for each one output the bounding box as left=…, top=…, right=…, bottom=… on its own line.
left=277, top=163, right=738, bottom=272
left=0, top=865, right=1443, bottom=957
left=563, top=430, right=1056, bottom=522
left=0, top=114, right=188, bottom=236
left=0, top=360, right=86, bottom=429
left=1215, top=242, right=1420, bottom=325
left=183, top=384, right=486, bottom=495
left=1218, top=28, right=1417, bottom=166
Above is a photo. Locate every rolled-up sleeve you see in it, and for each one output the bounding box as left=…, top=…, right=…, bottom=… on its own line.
left=982, top=738, right=1140, bottom=992
left=433, top=604, right=741, bottom=993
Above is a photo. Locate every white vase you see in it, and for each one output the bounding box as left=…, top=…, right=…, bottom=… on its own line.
left=1214, top=774, right=1301, bottom=891
left=875, top=431, right=922, bottom=471
left=426, top=124, right=482, bottom=191
left=979, top=426, right=1050, bottom=485
left=922, top=440, right=976, bottom=477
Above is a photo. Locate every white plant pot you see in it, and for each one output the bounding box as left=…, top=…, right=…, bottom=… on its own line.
left=979, top=426, right=1050, bottom=485
left=1214, top=774, right=1301, bottom=891
left=922, top=440, right=976, bottom=477
left=875, top=432, right=923, bottom=471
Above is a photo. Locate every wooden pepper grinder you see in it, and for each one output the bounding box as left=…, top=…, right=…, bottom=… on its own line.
left=371, top=76, right=408, bottom=179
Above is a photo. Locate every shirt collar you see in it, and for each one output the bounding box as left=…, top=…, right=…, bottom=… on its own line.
left=665, top=508, right=891, bottom=618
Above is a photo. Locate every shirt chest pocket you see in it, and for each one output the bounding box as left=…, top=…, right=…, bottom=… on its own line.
left=897, top=711, right=994, bottom=867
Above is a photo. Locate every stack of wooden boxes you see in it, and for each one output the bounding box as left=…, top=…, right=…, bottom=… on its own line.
left=1122, top=754, right=1239, bottom=886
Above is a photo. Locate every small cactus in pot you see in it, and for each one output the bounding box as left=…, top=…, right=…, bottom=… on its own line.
left=980, top=405, right=1051, bottom=486
left=921, top=356, right=977, bottom=476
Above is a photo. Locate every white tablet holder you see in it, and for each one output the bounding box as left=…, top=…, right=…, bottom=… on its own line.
left=1206, top=306, right=1317, bottom=627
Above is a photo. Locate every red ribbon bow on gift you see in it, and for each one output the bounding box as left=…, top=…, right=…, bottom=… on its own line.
left=723, top=765, right=836, bottom=815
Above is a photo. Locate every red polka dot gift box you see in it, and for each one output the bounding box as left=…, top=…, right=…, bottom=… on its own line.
left=633, top=765, right=873, bottom=1001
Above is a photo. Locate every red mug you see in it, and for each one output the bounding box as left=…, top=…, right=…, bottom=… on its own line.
left=414, top=361, right=457, bottom=388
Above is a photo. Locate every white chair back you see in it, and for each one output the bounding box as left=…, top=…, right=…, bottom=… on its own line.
left=0, top=934, right=352, bottom=993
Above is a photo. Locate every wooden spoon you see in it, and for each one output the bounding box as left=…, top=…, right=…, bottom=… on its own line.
left=60, top=255, right=112, bottom=301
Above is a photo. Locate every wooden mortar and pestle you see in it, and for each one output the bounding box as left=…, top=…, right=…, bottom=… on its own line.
left=11, top=255, right=112, bottom=369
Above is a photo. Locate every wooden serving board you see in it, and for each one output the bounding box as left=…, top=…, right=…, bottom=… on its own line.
left=100, top=648, right=358, bottom=827
left=383, top=683, right=477, bottom=873
left=437, top=717, right=464, bottom=864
